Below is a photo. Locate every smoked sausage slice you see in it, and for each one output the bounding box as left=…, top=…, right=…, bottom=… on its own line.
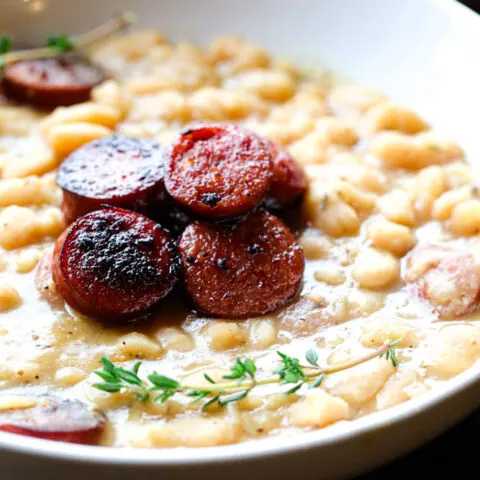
left=1, top=56, right=105, bottom=109
left=165, top=124, right=273, bottom=220
left=265, top=141, right=307, bottom=210
left=178, top=210, right=304, bottom=318
left=57, top=136, right=167, bottom=224
left=405, top=245, right=480, bottom=318
left=0, top=397, right=105, bottom=445
left=52, top=207, right=178, bottom=322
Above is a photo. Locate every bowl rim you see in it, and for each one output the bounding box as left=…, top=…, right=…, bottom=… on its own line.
left=1, top=0, right=480, bottom=467
left=0, top=361, right=479, bottom=465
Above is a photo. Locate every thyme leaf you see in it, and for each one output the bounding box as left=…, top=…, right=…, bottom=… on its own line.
left=46, top=34, right=75, bottom=52
left=222, top=357, right=256, bottom=382
left=204, top=373, right=216, bottom=384
left=380, top=339, right=401, bottom=367
left=275, top=352, right=306, bottom=384
left=284, top=383, right=303, bottom=395
left=202, top=394, right=222, bottom=411
left=219, top=390, right=249, bottom=406
left=309, top=373, right=326, bottom=389
left=306, top=349, right=319, bottom=366
left=93, top=359, right=149, bottom=401
left=0, top=35, right=12, bottom=55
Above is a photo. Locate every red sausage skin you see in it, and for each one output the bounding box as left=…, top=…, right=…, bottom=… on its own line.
left=165, top=124, right=273, bottom=220
left=178, top=210, right=304, bottom=318
left=1, top=56, right=105, bottom=109
left=52, top=207, right=178, bottom=322
left=0, top=397, right=105, bottom=445
left=266, top=141, right=307, bottom=210
left=57, top=136, right=167, bottom=224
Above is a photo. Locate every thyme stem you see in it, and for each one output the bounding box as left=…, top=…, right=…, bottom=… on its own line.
left=75, top=11, right=137, bottom=49
left=181, top=343, right=394, bottom=393
left=0, top=11, right=135, bottom=65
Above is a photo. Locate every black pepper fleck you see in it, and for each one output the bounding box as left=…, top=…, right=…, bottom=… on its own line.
left=201, top=193, right=221, bottom=208
left=248, top=244, right=264, bottom=255
left=217, top=258, right=229, bottom=271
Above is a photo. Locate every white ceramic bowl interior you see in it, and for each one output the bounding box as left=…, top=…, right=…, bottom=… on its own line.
left=1, top=1, right=480, bottom=479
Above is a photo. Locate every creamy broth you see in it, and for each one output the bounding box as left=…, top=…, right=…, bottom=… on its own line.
left=1, top=30, right=480, bottom=448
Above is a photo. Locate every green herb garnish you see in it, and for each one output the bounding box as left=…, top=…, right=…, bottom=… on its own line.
left=379, top=338, right=401, bottom=367
left=46, top=34, right=75, bottom=52
left=0, top=35, right=12, bottom=55
left=0, top=11, right=135, bottom=75
left=93, top=340, right=401, bottom=410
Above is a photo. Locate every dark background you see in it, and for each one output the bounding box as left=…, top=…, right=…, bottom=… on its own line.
left=360, top=1, right=478, bottom=478
left=460, top=0, right=479, bottom=12
left=358, top=413, right=479, bottom=479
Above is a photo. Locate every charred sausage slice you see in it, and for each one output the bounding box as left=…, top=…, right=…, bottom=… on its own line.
left=1, top=56, right=105, bottom=109
left=265, top=141, right=307, bottom=210
left=56, top=136, right=167, bottom=224
left=0, top=397, right=105, bottom=445
left=405, top=245, right=480, bottom=318
left=52, top=207, right=178, bottom=322
left=178, top=210, right=304, bottom=318
left=165, top=124, right=273, bottom=220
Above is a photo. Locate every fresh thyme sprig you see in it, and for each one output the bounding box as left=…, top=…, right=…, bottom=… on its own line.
left=93, top=340, right=401, bottom=410
left=0, top=11, right=135, bottom=69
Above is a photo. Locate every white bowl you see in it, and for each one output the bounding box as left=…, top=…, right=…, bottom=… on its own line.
left=1, top=1, right=480, bottom=478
